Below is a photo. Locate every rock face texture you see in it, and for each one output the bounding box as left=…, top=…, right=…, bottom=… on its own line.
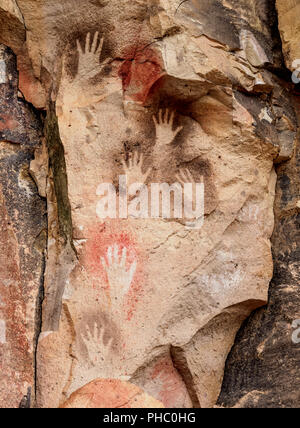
left=0, top=44, right=46, bottom=408
left=276, top=0, right=300, bottom=71
left=0, top=0, right=299, bottom=408
left=218, top=97, right=300, bottom=408
left=61, top=379, right=165, bottom=408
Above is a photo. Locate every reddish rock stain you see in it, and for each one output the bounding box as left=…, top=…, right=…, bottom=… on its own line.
left=150, top=356, right=189, bottom=408
left=118, top=44, right=164, bottom=104
left=85, top=221, right=147, bottom=319
left=0, top=114, right=19, bottom=132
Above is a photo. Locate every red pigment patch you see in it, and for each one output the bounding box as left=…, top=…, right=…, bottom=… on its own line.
left=118, top=45, right=164, bottom=104
left=0, top=114, right=19, bottom=132
left=84, top=221, right=147, bottom=320
left=150, top=356, right=189, bottom=408
left=61, top=379, right=164, bottom=408
left=18, top=57, right=45, bottom=108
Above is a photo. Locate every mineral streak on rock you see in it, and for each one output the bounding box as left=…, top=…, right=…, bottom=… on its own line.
left=60, top=379, right=165, bottom=408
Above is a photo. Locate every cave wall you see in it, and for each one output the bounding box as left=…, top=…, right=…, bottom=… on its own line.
left=0, top=0, right=298, bottom=408
left=0, top=43, right=46, bottom=408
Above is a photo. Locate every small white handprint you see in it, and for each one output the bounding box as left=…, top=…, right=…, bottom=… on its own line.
left=153, top=109, right=184, bottom=146
left=81, top=323, right=113, bottom=367
left=76, top=32, right=109, bottom=80
left=121, top=151, right=152, bottom=189
left=101, top=245, right=137, bottom=308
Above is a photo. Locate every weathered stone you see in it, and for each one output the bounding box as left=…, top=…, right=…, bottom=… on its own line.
left=0, top=1, right=46, bottom=108
left=0, top=44, right=46, bottom=408
left=218, top=96, right=300, bottom=408
left=131, top=352, right=193, bottom=408
left=276, top=0, right=300, bottom=71
left=26, top=0, right=282, bottom=408
left=0, top=0, right=299, bottom=409
left=61, top=379, right=164, bottom=408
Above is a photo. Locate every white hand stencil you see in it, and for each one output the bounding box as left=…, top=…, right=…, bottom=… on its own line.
left=101, top=245, right=137, bottom=308
left=121, top=151, right=152, bottom=189
left=153, top=109, right=183, bottom=146
left=76, top=32, right=109, bottom=80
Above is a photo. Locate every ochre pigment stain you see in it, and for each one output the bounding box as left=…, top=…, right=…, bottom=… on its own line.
left=85, top=221, right=146, bottom=319
left=0, top=114, right=18, bottom=131
left=150, top=356, right=189, bottom=407
left=118, top=45, right=164, bottom=104
left=0, top=196, right=31, bottom=393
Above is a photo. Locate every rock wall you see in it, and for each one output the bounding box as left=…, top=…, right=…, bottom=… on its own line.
left=276, top=0, right=300, bottom=71
left=218, top=95, right=300, bottom=408
left=0, top=0, right=298, bottom=408
left=218, top=0, right=300, bottom=409
left=0, top=44, right=46, bottom=408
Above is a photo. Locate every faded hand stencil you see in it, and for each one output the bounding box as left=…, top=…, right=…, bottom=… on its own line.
left=70, top=320, right=120, bottom=392
left=121, top=151, right=152, bottom=189
left=76, top=32, right=108, bottom=81
left=81, top=323, right=113, bottom=367
left=153, top=109, right=184, bottom=147
left=152, top=109, right=184, bottom=173
left=68, top=241, right=139, bottom=393
left=58, top=31, right=117, bottom=112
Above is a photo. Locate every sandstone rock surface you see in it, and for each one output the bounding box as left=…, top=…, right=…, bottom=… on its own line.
left=0, top=44, right=46, bottom=408
left=276, top=0, right=300, bottom=71
left=218, top=94, right=300, bottom=408
left=0, top=0, right=298, bottom=409
left=61, top=379, right=164, bottom=408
